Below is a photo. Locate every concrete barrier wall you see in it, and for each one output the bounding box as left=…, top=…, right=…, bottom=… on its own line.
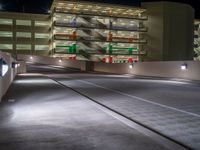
left=17, top=54, right=83, bottom=70
left=16, top=54, right=200, bottom=81
left=17, top=61, right=27, bottom=74
left=0, top=52, right=17, bottom=101
left=94, top=61, right=200, bottom=81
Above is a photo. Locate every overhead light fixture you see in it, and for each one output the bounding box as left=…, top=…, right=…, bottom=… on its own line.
left=59, top=59, right=62, bottom=62
left=30, top=56, right=33, bottom=60
left=181, top=63, right=187, bottom=70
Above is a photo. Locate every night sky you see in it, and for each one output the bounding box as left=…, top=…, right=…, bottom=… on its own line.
left=0, top=0, right=199, bottom=18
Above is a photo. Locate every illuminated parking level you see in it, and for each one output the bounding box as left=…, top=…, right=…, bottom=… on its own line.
left=51, top=1, right=147, bottom=63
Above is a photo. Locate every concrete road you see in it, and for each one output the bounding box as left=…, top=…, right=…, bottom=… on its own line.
left=0, top=64, right=175, bottom=150
left=0, top=64, right=199, bottom=150
left=43, top=65, right=200, bottom=150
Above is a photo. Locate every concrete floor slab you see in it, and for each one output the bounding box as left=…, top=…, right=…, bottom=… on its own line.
left=0, top=70, right=172, bottom=150
left=47, top=71, right=200, bottom=150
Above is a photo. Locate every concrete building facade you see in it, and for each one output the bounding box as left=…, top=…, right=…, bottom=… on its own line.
left=51, top=0, right=148, bottom=63
left=142, top=1, right=194, bottom=61
left=0, top=0, right=195, bottom=62
left=0, top=12, right=50, bottom=56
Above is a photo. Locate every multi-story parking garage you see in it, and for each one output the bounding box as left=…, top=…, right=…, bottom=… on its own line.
left=1, top=1, right=200, bottom=150
left=51, top=1, right=148, bottom=63
left=0, top=12, right=50, bottom=56
left=0, top=0, right=195, bottom=62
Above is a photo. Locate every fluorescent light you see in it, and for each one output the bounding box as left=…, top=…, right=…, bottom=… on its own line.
left=58, top=3, right=65, bottom=5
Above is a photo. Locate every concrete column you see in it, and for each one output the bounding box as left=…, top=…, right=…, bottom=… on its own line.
left=31, top=20, right=35, bottom=55
left=17, top=61, right=27, bottom=74
left=50, top=13, right=54, bottom=56
left=80, top=61, right=94, bottom=71
left=13, top=19, right=17, bottom=56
